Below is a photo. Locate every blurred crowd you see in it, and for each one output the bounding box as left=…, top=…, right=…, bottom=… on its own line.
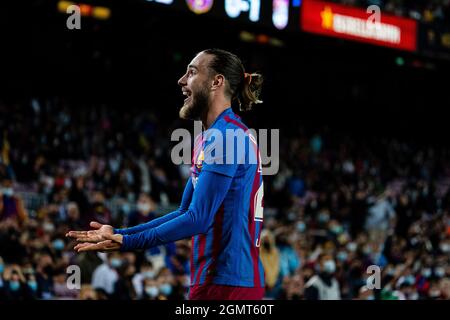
left=333, top=0, right=450, bottom=23
left=0, top=98, right=449, bottom=300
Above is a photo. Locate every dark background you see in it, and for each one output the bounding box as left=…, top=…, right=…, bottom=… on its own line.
left=2, top=0, right=450, bottom=141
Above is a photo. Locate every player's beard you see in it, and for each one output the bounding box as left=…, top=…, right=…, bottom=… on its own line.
left=179, top=85, right=210, bottom=121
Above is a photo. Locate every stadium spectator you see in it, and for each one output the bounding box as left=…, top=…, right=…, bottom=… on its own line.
left=0, top=97, right=448, bottom=300
left=0, top=178, right=28, bottom=225
left=126, top=193, right=157, bottom=227
left=91, top=252, right=120, bottom=296
left=304, top=253, right=341, bottom=300
left=259, top=230, right=281, bottom=296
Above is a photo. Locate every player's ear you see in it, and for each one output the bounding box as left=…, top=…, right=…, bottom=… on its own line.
left=211, top=74, right=225, bottom=91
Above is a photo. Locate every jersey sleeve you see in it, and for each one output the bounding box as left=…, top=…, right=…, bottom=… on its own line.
left=120, top=170, right=232, bottom=251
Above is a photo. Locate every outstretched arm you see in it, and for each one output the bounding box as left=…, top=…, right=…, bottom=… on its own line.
left=114, top=177, right=194, bottom=235
left=120, top=170, right=232, bottom=250
left=75, top=171, right=232, bottom=252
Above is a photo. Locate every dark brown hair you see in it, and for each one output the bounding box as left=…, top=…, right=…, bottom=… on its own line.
left=202, top=48, right=263, bottom=111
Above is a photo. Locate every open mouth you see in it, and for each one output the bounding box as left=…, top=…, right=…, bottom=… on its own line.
left=182, top=89, right=192, bottom=103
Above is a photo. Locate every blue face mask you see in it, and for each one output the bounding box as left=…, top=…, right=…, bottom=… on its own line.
left=405, top=275, right=415, bottom=285
left=52, top=239, right=65, bottom=251
left=159, top=283, right=172, bottom=296
left=337, top=251, right=348, bottom=262
left=110, top=258, right=122, bottom=268
left=330, top=225, right=343, bottom=234
left=122, top=203, right=131, bottom=214
left=434, top=267, right=445, bottom=278
left=143, top=271, right=155, bottom=279
left=422, top=268, right=432, bottom=278
left=296, top=222, right=306, bottom=233
left=9, top=280, right=20, bottom=291
left=318, top=213, right=329, bottom=223
left=145, top=286, right=159, bottom=298
left=323, top=260, right=336, bottom=274
left=28, top=281, right=38, bottom=292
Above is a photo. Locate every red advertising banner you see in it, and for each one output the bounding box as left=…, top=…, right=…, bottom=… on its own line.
left=300, top=0, right=417, bottom=52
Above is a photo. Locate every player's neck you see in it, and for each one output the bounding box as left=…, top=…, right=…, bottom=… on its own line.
left=202, top=101, right=231, bottom=130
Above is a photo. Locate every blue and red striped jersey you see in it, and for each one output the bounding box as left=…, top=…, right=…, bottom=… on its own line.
left=189, top=107, right=265, bottom=288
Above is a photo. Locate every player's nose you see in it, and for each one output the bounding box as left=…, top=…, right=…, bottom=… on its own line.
left=178, top=74, right=187, bottom=87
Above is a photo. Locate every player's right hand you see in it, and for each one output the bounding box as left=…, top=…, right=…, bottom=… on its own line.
left=65, top=221, right=114, bottom=243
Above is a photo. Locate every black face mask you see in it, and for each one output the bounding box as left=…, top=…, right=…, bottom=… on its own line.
left=263, top=242, right=272, bottom=250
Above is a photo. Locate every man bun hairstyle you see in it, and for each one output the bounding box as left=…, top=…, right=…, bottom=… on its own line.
left=202, top=48, right=263, bottom=111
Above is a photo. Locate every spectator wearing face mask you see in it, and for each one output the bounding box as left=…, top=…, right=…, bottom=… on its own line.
left=126, top=193, right=157, bottom=227
left=0, top=178, right=28, bottom=226
left=158, top=279, right=174, bottom=300
left=112, top=260, right=136, bottom=300
left=24, top=273, right=40, bottom=300
left=132, top=261, right=156, bottom=299
left=142, top=277, right=161, bottom=300
left=155, top=267, right=175, bottom=300
left=91, top=252, right=120, bottom=296
left=3, top=265, right=26, bottom=300
left=304, top=253, right=341, bottom=300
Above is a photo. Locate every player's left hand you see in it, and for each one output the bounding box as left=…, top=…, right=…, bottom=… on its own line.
left=74, top=233, right=123, bottom=253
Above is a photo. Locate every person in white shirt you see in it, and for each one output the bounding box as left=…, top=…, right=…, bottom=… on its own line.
left=91, top=252, right=121, bottom=296
left=365, top=191, right=396, bottom=242
left=304, top=253, right=341, bottom=300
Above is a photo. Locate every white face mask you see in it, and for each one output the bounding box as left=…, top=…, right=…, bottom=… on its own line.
left=2, top=188, right=13, bottom=197
left=137, top=203, right=151, bottom=213
left=422, top=268, right=432, bottom=278
left=440, top=243, right=450, bottom=253
left=429, top=290, right=441, bottom=298
left=43, top=222, right=55, bottom=233
left=434, top=267, right=445, bottom=278
left=346, top=242, right=357, bottom=252
left=142, top=271, right=155, bottom=279
left=323, top=260, right=336, bottom=274
left=145, top=286, right=159, bottom=298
